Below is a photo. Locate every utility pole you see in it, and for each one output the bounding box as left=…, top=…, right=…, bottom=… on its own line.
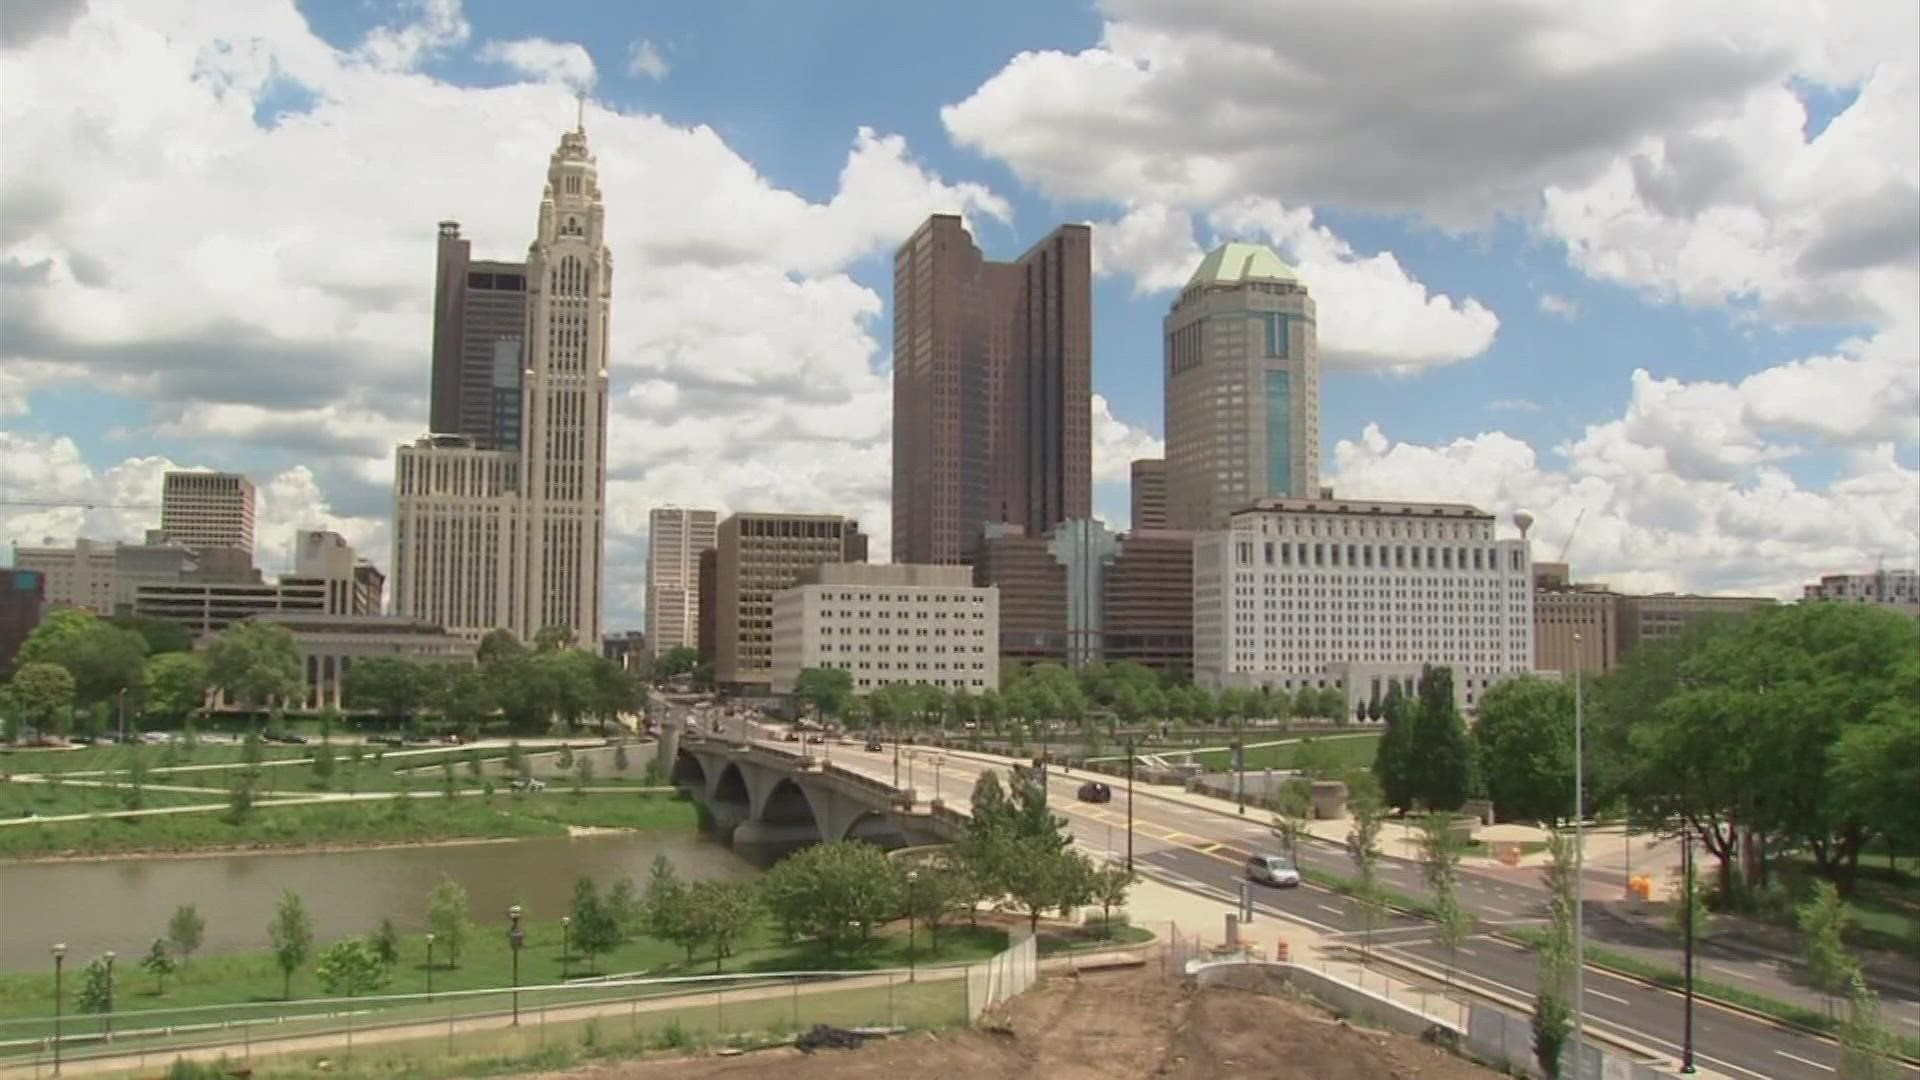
left=1572, top=632, right=1586, bottom=1070
left=1125, top=737, right=1135, bottom=871
left=1681, top=835, right=1697, bottom=1073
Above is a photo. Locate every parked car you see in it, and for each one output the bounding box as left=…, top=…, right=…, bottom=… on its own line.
left=1245, top=853, right=1302, bottom=888
left=1075, top=781, right=1112, bottom=804
left=864, top=738, right=885, bottom=752
left=511, top=777, right=547, bottom=793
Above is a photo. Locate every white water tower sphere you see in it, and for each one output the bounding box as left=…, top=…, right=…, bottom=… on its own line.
left=1514, top=509, right=1535, bottom=539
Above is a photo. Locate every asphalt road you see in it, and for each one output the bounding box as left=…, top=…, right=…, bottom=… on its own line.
left=802, top=739, right=1918, bottom=1078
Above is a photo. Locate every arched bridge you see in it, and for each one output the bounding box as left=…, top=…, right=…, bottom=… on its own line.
left=660, top=729, right=965, bottom=857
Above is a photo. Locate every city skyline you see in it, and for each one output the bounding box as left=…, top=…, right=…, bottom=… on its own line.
left=2, top=1, right=1915, bottom=636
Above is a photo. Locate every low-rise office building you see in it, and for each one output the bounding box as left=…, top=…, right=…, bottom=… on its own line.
left=1616, top=591, right=1775, bottom=655
left=713, top=512, right=868, bottom=690
left=1802, top=569, right=1920, bottom=618
left=1532, top=561, right=1619, bottom=674
left=771, top=564, right=998, bottom=695
left=12, top=538, right=119, bottom=615
left=242, top=613, right=476, bottom=711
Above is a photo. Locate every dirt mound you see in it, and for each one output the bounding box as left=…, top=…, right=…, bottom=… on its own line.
left=533, top=966, right=1502, bottom=1080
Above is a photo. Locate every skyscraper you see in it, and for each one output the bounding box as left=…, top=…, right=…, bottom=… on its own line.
left=713, top=512, right=867, bottom=689
left=1164, top=243, right=1320, bottom=531
left=1129, top=458, right=1167, bottom=530
left=644, top=507, right=718, bottom=658
left=429, top=221, right=528, bottom=450
left=891, top=214, right=1092, bottom=565
left=160, top=471, right=257, bottom=556
left=392, top=123, right=610, bottom=646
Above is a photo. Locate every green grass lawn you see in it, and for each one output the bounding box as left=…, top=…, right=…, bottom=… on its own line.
left=0, top=742, right=313, bottom=776
left=1179, top=732, right=1380, bottom=773
left=0, top=792, right=698, bottom=860
left=0, top=915, right=1006, bottom=1034
left=1035, top=922, right=1155, bottom=957
left=0, top=779, right=225, bottom=818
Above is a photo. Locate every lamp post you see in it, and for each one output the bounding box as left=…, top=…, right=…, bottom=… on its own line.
left=102, top=951, right=115, bottom=1040
left=892, top=725, right=902, bottom=789
left=1232, top=737, right=1246, bottom=816
left=51, top=943, right=65, bottom=1076
left=905, top=870, right=919, bottom=983
left=424, top=932, right=435, bottom=1000
left=1681, top=834, right=1697, bottom=1073
left=507, top=906, right=524, bottom=1025
left=1125, top=737, right=1135, bottom=872
left=560, top=916, right=571, bottom=980
left=1572, top=632, right=1586, bottom=1067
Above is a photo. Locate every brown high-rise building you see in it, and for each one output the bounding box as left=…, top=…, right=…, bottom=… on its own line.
left=892, top=215, right=1092, bottom=565
left=1532, top=562, right=1618, bottom=675
left=973, top=523, right=1068, bottom=670
left=1104, top=530, right=1195, bottom=678
left=696, top=546, right=719, bottom=663
left=429, top=221, right=529, bottom=450
left=713, top=512, right=867, bottom=689
left=1129, top=458, right=1167, bottom=531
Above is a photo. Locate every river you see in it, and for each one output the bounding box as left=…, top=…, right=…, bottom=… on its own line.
left=0, top=831, right=753, bottom=971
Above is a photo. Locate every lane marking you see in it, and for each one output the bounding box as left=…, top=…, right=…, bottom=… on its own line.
left=1710, top=964, right=1759, bottom=981
left=1316, top=903, right=1345, bottom=916
left=1586, top=988, right=1630, bottom=1006
left=1481, top=905, right=1516, bottom=917
left=1775, top=1050, right=1835, bottom=1073
left=1201, top=843, right=1225, bottom=854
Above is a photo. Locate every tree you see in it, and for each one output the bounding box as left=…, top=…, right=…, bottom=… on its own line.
left=167, top=904, right=206, bottom=968
left=1372, top=683, right=1417, bottom=813
left=613, top=742, right=629, bottom=773
left=141, top=938, right=176, bottom=995
left=1089, top=863, right=1135, bottom=935
left=205, top=621, right=303, bottom=713
left=650, top=646, right=701, bottom=684
left=793, top=666, right=855, bottom=718
left=605, top=877, right=640, bottom=942
left=1000, top=834, right=1095, bottom=935
left=1345, top=795, right=1386, bottom=959
left=8, top=662, right=75, bottom=736
left=308, top=741, right=337, bottom=788
left=76, top=956, right=114, bottom=1018
left=425, top=876, right=472, bottom=967
left=124, top=743, right=149, bottom=810
left=1268, top=778, right=1314, bottom=861
left=342, top=657, right=428, bottom=722
left=1409, top=665, right=1471, bottom=812
left=1417, top=813, right=1472, bottom=986
left=574, top=752, right=595, bottom=790
left=1534, top=829, right=1579, bottom=1079
left=315, top=938, right=388, bottom=999
left=16, top=609, right=148, bottom=706
left=1799, top=880, right=1856, bottom=1018
left=566, top=877, right=620, bottom=974
left=1837, top=972, right=1900, bottom=1079
left=433, top=665, right=497, bottom=732
left=1471, top=676, right=1576, bottom=825
left=759, top=840, right=903, bottom=953
left=268, top=890, right=314, bottom=999
left=371, top=917, right=401, bottom=969
left=533, top=625, right=575, bottom=652
left=143, top=653, right=209, bottom=727
left=109, top=614, right=195, bottom=656
left=641, top=855, right=699, bottom=961
left=685, top=880, right=759, bottom=972
left=477, top=629, right=525, bottom=667
left=901, top=861, right=971, bottom=952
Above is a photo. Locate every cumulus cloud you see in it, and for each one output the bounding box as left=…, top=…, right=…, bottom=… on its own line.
left=1539, top=293, right=1581, bottom=319
left=478, top=37, right=597, bottom=92
left=1090, top=204, right=1203, bottom=294
left=626, top=38, right=668, bottom=81
left=1091, top=394, right=1164, bottom=484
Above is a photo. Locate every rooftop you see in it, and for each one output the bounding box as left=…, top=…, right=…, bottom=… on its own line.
left=1186, top=242, right=1302, bottom=290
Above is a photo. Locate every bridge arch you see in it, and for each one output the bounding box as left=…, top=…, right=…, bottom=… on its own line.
left=838, top=810, right=911, bottom=850
left=711, top=762, right=751, bottom=817
left=669, top=749, right=709, bottom=793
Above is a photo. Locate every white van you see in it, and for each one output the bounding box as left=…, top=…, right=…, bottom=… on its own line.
left=1245, top=854, right=1302, bottom=888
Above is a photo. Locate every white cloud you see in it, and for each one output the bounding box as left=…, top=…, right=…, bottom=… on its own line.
left=1487, top=398, right=1543, bottom=413
left=626, top=38, right=669, bottom=81
left=1090, top=394, right=1163, bottom=484
left=1539, top=293, right=1581, bottom=319
left=478, top=37, right=597, bottom=92
left=0, top=0, right=1022, bottom=627
left=356, top=0, right=470, bottom=73
left=1089, top=204, right=1203, bottom=294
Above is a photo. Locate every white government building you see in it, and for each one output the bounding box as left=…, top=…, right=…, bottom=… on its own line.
left=770, top=563, right=1000, bottom=695
left=1194, top=496, right=1535, bottom=713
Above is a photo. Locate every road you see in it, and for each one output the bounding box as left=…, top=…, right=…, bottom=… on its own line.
left=792, top=735, right=1917, bottom=1078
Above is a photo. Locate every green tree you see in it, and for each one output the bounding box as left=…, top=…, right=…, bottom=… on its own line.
left=1345, top=795, right=1386, bottom=959
left=309, top=741, right=336, bottom=787
left=1417, top=813, right=1472, bottom=986
left=1671, top=856, right=1712, bottom=943
left=1471, top=675, right=1576, bottom=825
left=1799, top=880, right=1857, bottom=1018
left=650, top=646, right=701, bottom=684
left=1534, top=829, right=1579, bottom=1079
left=1409, top=665, right=1471, bottom=812
left=999, top=834, right=1095, bottom=935
left=9, top=662, right=76, bottom=736
left=613, top=742, right=629, bottom=772
left=371, top=917, right=401, bottom=969
left=476, top=629, right=525, bottom=667
left=759, top=840, right=903, bottom=954
left=76, top=956, right=114, bottom=1018
left=143, top=652, right=209, bottom=727
left=1837, top=972, right=1901, bottom=1079
left=1371, top=682, right=1417, bottom=812
left=315, top=938, right=388, bottom=999
left=1268, top=778, right=1314, bottom=861
left=1088, top=863, right=1135, bottom=935
left=605, top=877, right=640, bottom=942
left=684, top=880, right=759, bottom=972
left=141, top=939, right=176, bottom=995
left=108, top=614, right=195, bottom=656
left=123, top=742, right=149, bottom=810
left=901, top=860, right=971, bottom=952
left=268, top=890, right=314, bottom=999
left=342, top=657, right=428, bottom=722
left=167, top=904, right=205, bottom=968
left=205, top=621, right=303, bottom=713
left=426, top=876, right=472, bottom=968
left=16, top=609, right=149, bottom=706
left=568, top=877, right=622, bottom=974
left=641, top=855, right=698, bottom=961
left=793, top=666, right=855, bottom=718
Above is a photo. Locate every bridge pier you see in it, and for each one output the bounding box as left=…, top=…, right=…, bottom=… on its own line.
left=730, top=820, right=823, bottom=861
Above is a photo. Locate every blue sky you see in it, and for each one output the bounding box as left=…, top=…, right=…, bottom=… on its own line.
left=2, top=0, right=1915, bottom=622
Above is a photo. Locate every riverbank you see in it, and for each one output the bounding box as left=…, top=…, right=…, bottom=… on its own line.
left=0, top=792, right=699, bottom=861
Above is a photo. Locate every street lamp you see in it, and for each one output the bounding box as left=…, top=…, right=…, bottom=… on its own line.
left=1681, top=835, right=1697, bottom=1073
left=1572, top=631, right=1586, bottom=1066
left=560, top=916, right=571, bottom=980
left=507, top=906, right=524, bottom=1025
left=102, top=951, right=115, bottom=1040
left=1232, top=737, right=1246, bottom=816
left=51, top=943, right=65, bottom=1076
left=424, top=932, right=436, bottom=1000
left=1125, top=737, right=1136, bottom=872
left=905, top=870, right=919, bottom=983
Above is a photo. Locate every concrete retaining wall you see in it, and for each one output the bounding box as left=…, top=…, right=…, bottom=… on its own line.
left=1187, top=960, right=1458, bottom=1042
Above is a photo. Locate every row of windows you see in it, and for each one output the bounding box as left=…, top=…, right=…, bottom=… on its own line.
left=816, top=643, right=989, bottom=655
left=816, top=591, right=988, bottom=604
left=1235, top=539, right=1522, bottom=573
left=811, top=608, right=988, bottom=621
left=1241, top=516, right=1491, bottom=541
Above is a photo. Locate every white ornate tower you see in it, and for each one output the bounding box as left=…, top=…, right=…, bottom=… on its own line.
left=518, top=121, right=611, bottom=645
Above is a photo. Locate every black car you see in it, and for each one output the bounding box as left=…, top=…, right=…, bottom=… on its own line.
left=1076, top=781, right=1112, bottom=804
left=864, top=738, right=885, bottom=752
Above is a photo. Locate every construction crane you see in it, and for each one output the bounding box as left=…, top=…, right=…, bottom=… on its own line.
left=1559, top=507, right=1587, bottom=563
